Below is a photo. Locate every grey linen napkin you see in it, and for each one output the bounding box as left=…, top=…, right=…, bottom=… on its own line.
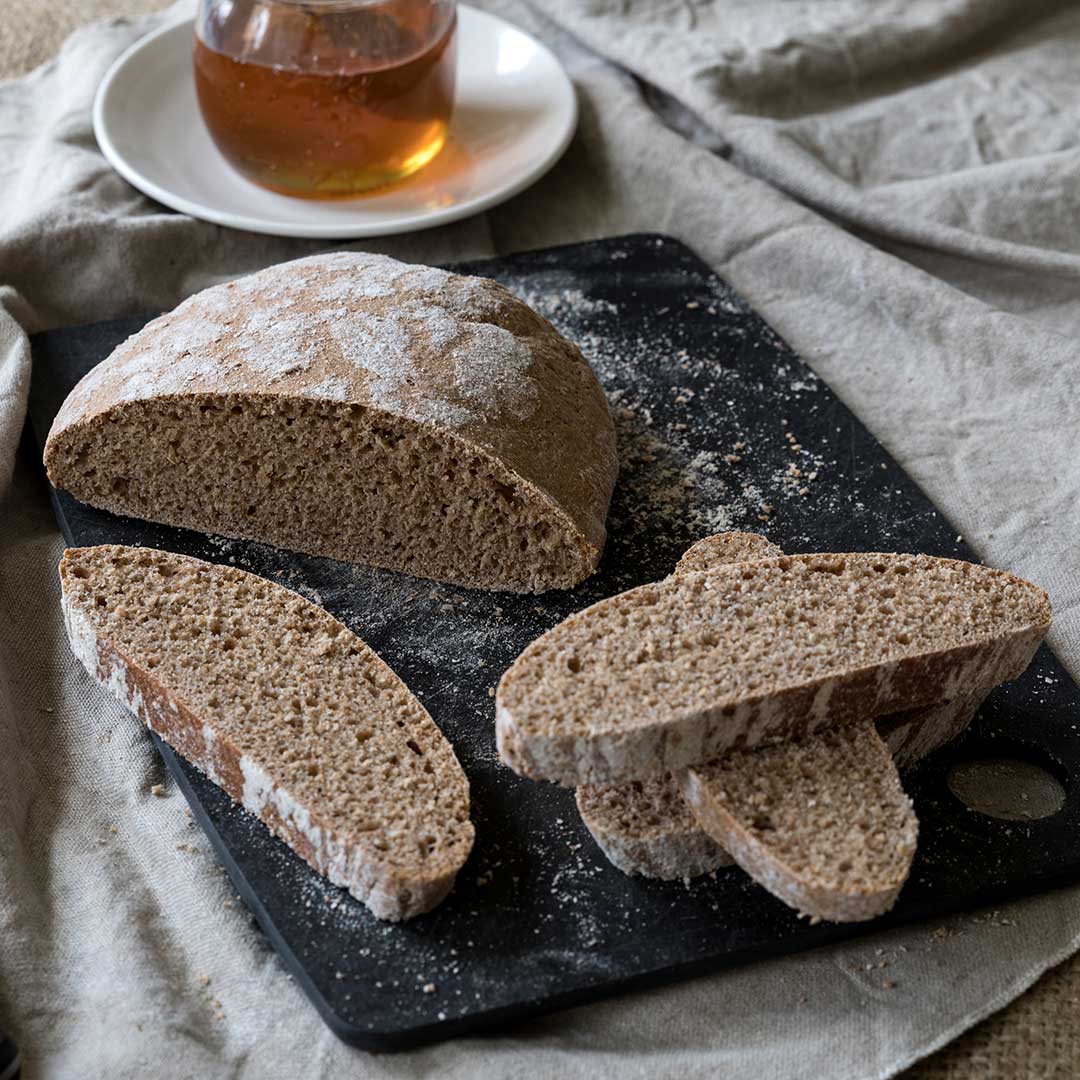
left=2, top=1, right=1079, bottom=1076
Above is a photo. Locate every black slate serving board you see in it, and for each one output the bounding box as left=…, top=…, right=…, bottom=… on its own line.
left=28, top=234, right=1080, bottom=1051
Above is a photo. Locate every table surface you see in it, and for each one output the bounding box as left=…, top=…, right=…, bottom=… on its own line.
left=4, top=2, right=1077, bottom=1076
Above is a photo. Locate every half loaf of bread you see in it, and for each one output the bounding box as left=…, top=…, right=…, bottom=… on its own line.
left=45, top=252, right=618, bottom=593
left=60, top=544, right=474, bottom=921
left=497, top=552, right=1050, bottom=785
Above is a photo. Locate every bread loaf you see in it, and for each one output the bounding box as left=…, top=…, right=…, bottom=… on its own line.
left=60, top=544, right=474, bottom=921
left=497, top=552, right=1050, bottom=785
left=45, top=252, right=618, bottom=593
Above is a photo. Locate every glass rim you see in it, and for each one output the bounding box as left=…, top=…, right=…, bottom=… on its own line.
left=257, top=0, right=452, bottom=8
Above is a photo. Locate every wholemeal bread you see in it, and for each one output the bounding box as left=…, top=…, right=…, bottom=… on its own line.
left=681, top=720, right=918, bottom=921
left=577, top=534, right=979, bottom=883
left=576, top=533, right=779, bottom=878
left=44, top=252, right=618, bottom=593
left=878, top=692, right=982, bottom=768
left=60, top=544, right=474, bottom=921
left=676, top=538, right=919, bottom=920
left=497, top=552, right=1050, bottom=785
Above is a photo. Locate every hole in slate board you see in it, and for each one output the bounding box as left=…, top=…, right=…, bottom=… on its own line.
left=947, top=757, right=1066, bottom=821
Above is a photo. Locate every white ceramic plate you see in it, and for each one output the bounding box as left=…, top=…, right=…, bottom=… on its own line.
left=93, top=7, right=577, bottom=238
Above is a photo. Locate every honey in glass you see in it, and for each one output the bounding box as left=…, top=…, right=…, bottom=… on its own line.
left=194, top=0, right=457, bottom=198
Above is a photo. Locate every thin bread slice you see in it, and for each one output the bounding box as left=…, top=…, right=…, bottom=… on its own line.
left=497, top=552, right=1050, bottom=786
left=675, top=531, right=783, bottom=572
left=44, top=252, right=618, bottom=593
left=60, top=544, right=474, bottom=921
left=680, top=721, right=918, bottom=921
left=575, top=773, right=734, bottom=879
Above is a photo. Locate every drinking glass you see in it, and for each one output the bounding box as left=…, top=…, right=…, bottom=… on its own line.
left=194, top=0, right=457, bottom=198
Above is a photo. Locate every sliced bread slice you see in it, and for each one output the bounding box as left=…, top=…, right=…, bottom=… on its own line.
left=675, top=530, right=782, bottom=572
left=44, top=252, right=617, bottom=593
left=497, top=552, right=1050, bottom=786
left=680, top=720, right=918, bottom=922
left=879, top=692, right=982, bottom=768
left=60, top=544, right=474, bottom=921
left=575, top=774, right=735, bottom=880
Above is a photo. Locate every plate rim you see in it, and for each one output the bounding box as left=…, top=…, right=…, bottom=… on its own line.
left=92, top=6, right=578, bottom=239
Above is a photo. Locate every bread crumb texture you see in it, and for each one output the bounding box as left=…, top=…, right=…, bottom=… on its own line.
left=44, top=252, right=617, bottom=593
left=497, top=552, right=1050, bottom=785
left=683, top=720, right=918, bottom=922
left=674, top=530, right=781, bottom=573
left=60, top=544, right=474, bottom=921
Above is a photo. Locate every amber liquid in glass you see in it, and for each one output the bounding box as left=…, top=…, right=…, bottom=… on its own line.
left=194, top=5, right=456, bottom=198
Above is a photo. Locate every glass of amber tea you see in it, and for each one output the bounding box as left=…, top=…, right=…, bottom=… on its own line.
left=194, top=0, right=457, bottom=198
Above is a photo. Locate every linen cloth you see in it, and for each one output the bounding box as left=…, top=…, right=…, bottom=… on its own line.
left=2, top=1, right=1080, bottom=1076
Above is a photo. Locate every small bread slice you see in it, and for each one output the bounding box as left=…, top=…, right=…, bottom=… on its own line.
left=44, top=252, right=617, bottom=593
left=60, top=544, right=474, bottom=921
left=675, top=530, right=783, bottom=572
left=680, top=721, right=917, bottom=922
left=497, top=552, right=1049, bottom=785
left=575, top=774, right=735, bottom=880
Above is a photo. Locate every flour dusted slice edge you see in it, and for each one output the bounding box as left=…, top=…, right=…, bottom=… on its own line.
left=498, top=552, right=1050, bottom=786
left=44, top=252, right=618, bottom=593
left=60, top=544, right=474, bottom=921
